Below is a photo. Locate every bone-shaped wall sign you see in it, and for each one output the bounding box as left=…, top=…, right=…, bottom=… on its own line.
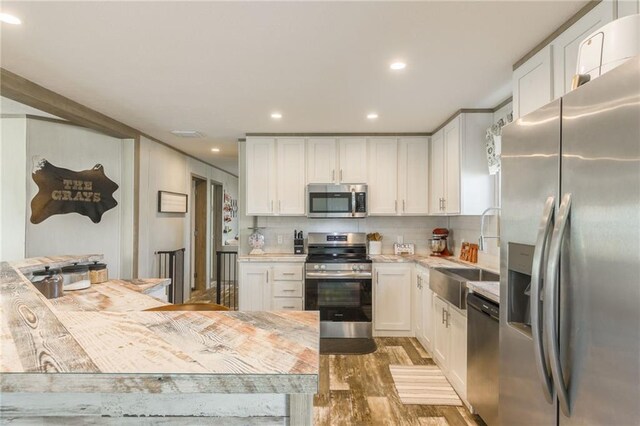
left=30, top=159, right=119, bottom=224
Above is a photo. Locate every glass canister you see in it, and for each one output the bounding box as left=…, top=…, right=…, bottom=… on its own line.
left=30, top=266, right=64, bottom=299
left=60, top=263, right=91, bottom=291
left=88, top=262, right=108, bottom=284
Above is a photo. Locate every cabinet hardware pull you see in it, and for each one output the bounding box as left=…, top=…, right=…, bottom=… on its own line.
left=271, top=200, right=274, bottom=212
left=403, top=200, right=406, bottom=212
left=332, top=170, right=335, bottom=182
left=283, top=306, right=295, bottom=309
left=282, top=272, right=295, bottom=276
left=442, top=307, right=445, bottom=324
left=283, top=289, right=296, bottom=292
left=340, top=169, right=343, bottom=181
left=395, top=200, right=398, bottom=212
left=279, top=200, right=282, bottom=212
left=266, top=271, right=269, bottom=283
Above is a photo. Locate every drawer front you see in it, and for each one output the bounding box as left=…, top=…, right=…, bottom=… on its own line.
left=272, top=297, right=303, bottom=311
left=273, top=281, right=303, bottom=297
left=273, top=265, right=303, bottom=281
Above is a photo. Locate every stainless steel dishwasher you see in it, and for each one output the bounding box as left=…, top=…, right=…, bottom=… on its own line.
left=467, top=292, right=499, bottom=426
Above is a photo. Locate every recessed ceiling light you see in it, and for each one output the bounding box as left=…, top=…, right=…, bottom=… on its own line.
left=171, top=130, right=204, bottom=138
left=367, top=113, right=379, bottom=120
left=0, top=13, right=21, bottom=25
left=211, top=148, right=220, bottom=153
left=390, top=62, right=406, bottom=70
left=271, top=112, right=283, bottom=119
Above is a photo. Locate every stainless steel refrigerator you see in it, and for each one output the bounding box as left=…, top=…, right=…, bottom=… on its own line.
left=499, top=56, right=640, bottom=425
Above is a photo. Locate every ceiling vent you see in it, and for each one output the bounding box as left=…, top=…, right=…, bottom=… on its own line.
left=171, top=130, right=204, bottom=138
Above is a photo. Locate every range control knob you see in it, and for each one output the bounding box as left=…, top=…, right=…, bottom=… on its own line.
left=320, top=265, right=326, bottom=270
left=352, top=265, right=357, bottom=271
left=314, top=265, right=320, bottom=270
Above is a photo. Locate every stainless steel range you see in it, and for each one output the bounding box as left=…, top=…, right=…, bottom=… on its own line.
left=304, top=232, right=372, bottom=338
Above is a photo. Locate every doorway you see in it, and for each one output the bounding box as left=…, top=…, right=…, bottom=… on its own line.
left=190, top=176, right=208, bottom=294
left=210, top=182, right=223, bottom=288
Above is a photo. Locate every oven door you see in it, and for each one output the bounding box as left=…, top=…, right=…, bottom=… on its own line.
left=305, top=276, right=372, bottom=338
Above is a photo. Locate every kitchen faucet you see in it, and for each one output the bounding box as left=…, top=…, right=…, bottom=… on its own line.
left=479, top=207, right=501, bottom=251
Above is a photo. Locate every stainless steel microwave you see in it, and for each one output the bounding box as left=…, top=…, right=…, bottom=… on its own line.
left=307, top=184, right=367, bottom=218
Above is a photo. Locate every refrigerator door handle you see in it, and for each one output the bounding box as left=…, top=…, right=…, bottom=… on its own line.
left=544, top=193, right=573, bottom=417
left=531, top=196, right=556, bottom=402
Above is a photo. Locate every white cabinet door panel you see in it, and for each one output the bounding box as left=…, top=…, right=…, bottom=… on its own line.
left=374, top=266, right=412, bottom=331
left=444, top=120, right=461, bottom=214
left=448, top=305, right=467, bottom=400
left=429, top=130, right=445, bottom=214
left=421, top=271, right=434, bottom=351
left=272, top=297, right=303, bottom=311
left=338, top=138, right=368, bottom=183
left=276, top=138, right=306, bottom=215
left=398, top=137, right=429, bottom=215
left=513, top=45, right=553, bottom=119
left=246, top=138, right=276, bottom=215
left=307, top=138, right=337, bottom=184
left=367, top=138, right=399, bottom=215
left=432, top=295, right=450, bottom=370
left=552, top=1, right=614, bottom=99
left=239, top=265, right=270, bottom=311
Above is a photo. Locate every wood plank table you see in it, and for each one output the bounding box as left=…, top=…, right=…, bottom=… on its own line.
left=0, top=256, right=319, bottom=425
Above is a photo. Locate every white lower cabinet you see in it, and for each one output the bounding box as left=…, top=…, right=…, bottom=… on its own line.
left=448, top=304, right=468, bottom=401
left=373, top=264, right=412, bottom=335
left=238, top=264, right=271, bottom=311
left=432, top=295, right=450, bottom=367
left=238, top=262, right=304, bottom=311
left=416, top=267, right=434, bottom=352
left=431, top=293, right=468, bottom=402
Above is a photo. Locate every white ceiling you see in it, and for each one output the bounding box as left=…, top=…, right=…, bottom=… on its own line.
left=0, top=1, right=587, bottom=176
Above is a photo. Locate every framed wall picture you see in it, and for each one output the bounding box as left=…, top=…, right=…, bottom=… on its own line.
left=158, top=191, right=188, bottom=213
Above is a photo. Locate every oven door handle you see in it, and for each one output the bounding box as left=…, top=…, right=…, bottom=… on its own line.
left=305, top=272, right=372, bottom=279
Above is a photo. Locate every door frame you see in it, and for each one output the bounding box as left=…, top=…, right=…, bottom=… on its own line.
left=190, top=174, right=208, bottom=295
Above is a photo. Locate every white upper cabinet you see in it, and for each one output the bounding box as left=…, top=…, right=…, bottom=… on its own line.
left=246, top=137, right=305, bottom=216
left=513, top=1, right=617, bottom=118
left=338, top=138, right=368, bottom=183
left=513, top=45, right=553, bottom=119
left=367, top=138, right=399, bottom=215
left=552, top=2, right=614, bottom=99
left=246, top=138, right=277, bottom=215
left=398, top=137, right=429, bottom=215
left=429, top=130, right=445, bottom=215
left=307, top=137, right=367, bottom=184
left=444, top=121, right=461, bottom=214
left=276, top=138, right=306, bottom=215
left=306, top=138, right=337, bottom=184
left=430, top=113, right=494, bottom=216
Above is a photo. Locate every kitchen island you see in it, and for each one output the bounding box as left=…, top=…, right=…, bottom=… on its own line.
left=0, top=256, right=319, bottom=424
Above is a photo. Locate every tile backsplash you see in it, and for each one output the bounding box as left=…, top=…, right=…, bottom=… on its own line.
left=241, top=216, right=447, bottom=255
left=240, top=213, right=500, bottom=271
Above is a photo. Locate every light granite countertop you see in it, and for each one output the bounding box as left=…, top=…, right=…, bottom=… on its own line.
left=467, top=281, right=500, bottom=304
left=0, top=255, right=319, bottom=395
left=369, top=254, right=467, bottom=269
left=238, top=254, right=308, bottom=263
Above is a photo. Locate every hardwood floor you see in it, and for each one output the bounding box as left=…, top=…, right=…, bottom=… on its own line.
left=314, top=337, right=486, bottom=426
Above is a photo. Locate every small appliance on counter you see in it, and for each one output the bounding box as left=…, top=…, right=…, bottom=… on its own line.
left=294, top=230, right=304, bottom=254
left=60, top=263, right=91, bottom=291
left=429, top=228, right=452, bottom=257
left=30, top=266, right=64, bottom=299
